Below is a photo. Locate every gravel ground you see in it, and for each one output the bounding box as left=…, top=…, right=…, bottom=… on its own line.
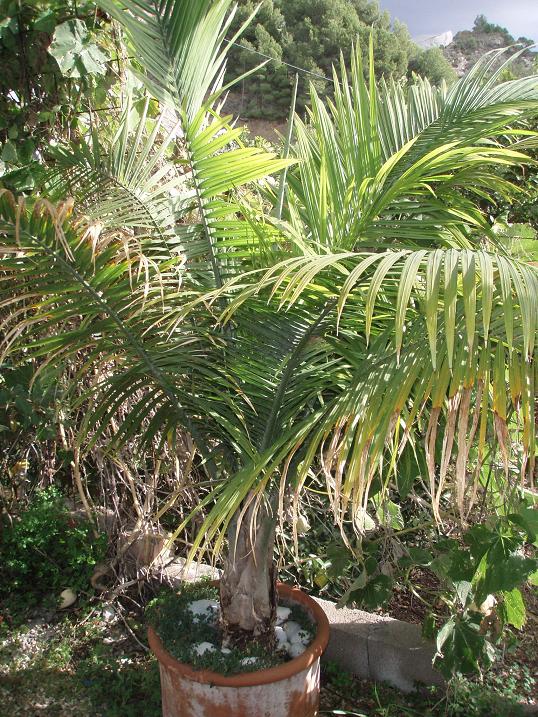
left=0, top=616, right=94, bottom=716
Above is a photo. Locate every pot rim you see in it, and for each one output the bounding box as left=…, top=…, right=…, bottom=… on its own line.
left=148, top=581, right=330, bottom=687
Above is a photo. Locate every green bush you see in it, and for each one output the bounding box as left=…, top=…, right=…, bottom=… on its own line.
left=408, top=47, right=457, bottom=85
left=0, top=487, right=107, bottom=608
left=0, top=1, right=113, bottom=192
left=453, top=31, right=478, bottom=52
left=281, top=487, right=537, bottom=679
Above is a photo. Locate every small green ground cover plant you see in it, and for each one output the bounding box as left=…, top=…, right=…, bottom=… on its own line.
left=0, top=487, right=107, bottom=613
left=0, top=599, right=534, bottom=717
left=146, top=580, right=315, bottom=675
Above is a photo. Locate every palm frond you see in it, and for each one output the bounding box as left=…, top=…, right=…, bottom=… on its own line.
left=96, top=1, right=292, bottom=290
left=0, top=192, right=245, bottom=467
left=43, top=96, right=184, bottom=256
left=378, top=47, right=538, bottom=160
left=283, top=45, right=538, bottom=253
left=177, top=106, right=292, bottom=289
left=218, top=247, right=538, bottom=365
left=98, top=0, right=243, bottom=120
left=3, top=10, right=538, bottom=559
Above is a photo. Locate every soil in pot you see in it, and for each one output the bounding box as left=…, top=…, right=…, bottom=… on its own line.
left=146, top=579, right=316, bottom=675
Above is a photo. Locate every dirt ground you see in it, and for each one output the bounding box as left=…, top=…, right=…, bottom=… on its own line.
left=222, top=91, right=288, bottom=143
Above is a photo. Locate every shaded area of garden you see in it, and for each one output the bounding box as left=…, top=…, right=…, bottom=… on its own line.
left=1, top=599, right=536, bottom=717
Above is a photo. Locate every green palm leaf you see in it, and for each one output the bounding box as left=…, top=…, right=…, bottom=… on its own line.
left=98, top=0, right=243, bottom=120
left=44, top=95, right=184, bottom=255
left=2, top=7, right=537, bottom=559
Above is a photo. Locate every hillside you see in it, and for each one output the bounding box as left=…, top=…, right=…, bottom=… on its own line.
left=442, top=15, right=537, bottom=77
left=224, top=7, right=537, bottom=127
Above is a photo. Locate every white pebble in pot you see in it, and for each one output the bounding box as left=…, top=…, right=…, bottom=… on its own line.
left=276, top=606, right=291, bottom=624
left=187, top=599, right=220, bottom=623
left=288, top=642, right=305, bottom=659
left=274, top=625, right=288, bottom=646
left=291, top=629, right=312, bottom=646
left=240, top=657, right=258, bottom=667
left=283, top=620, right=302, bottom=641
left=194, top=642, right=216, bottom=656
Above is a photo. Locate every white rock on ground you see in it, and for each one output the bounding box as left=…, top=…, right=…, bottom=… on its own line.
left=187, top=599, right=220, bottom=622
left=58, top=589, right=77, bottom=609
left=221, top=647, right=231, bottom=655
left=194, top=642, right=216, bottom=656
left=276, top=606, right=291, bottom=624
left=101, top=605, right=116, bottom=622
left=296, top=514, right=310, bottom=534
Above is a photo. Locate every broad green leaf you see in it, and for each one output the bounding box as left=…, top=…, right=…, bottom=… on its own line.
left=407, top=547, right=434, bottom=566
left=508, top=507, right=538, bottom=543
left=500, top=588, right=526, bottom=629
left=49, top=20, right=107, bottom=77
left=1, top=140, right=17, bottom=164
left=435, top=613, right=488, bottom=677
left=453, top=580, right=473, bottom=608
left=34, top=10, right=57, bottom=33
left=480, top=553, right=537, bottom=599
left=326, top=541, right=352, bottom=579
left=351, top=574, right=393, bottom=610
left=374, top=498, right=404, bottom=530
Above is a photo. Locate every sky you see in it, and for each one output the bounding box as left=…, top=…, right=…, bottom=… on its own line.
left=380, top=0, right=538, bottom=44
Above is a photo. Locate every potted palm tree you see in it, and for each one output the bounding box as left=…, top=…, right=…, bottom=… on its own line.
left=1, top=1, right=537, bottom=715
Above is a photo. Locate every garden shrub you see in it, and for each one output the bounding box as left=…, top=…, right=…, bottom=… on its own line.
left=0, top=486, right=107, bottom=608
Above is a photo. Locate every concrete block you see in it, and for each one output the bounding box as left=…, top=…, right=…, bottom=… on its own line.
left=368, top=619, right=443, bottom=691
left=314, top=596, right=443, bottom=692
left=314, top=597, right=382, bottom=678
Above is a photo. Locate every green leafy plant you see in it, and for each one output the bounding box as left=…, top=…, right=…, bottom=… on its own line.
left=427, top=506, right=537, bottom=677
left=0, top=487, right=106, bottom=609
left=0, top=364, right=57, bottom=442
left=0, top=0, right=537, bottom=679
left=0, top=362, right=63, bottom=508
left=49, top=18, right=108, bottom=78
left=0, top=0, right=112, bottom=191
left=319, top=493, right=538, bottom=675
left=322, top=659, right=536, bottom=716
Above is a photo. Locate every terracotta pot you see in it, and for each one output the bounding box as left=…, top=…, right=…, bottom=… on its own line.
left=148, top=582, right=330, bottom=717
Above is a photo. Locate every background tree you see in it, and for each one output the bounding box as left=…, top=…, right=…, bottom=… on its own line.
left=408, top=47, right=457, bottom=85
left=226, top=0, right=417, bottom=118
left=448, top=14, right=537, bottom=80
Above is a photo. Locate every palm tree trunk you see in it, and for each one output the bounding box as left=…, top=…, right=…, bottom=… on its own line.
left=219, top=494, right=277, bottom=646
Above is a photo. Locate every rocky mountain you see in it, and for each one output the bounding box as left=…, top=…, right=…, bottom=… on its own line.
left=436, top=15, right=536, bottom=78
